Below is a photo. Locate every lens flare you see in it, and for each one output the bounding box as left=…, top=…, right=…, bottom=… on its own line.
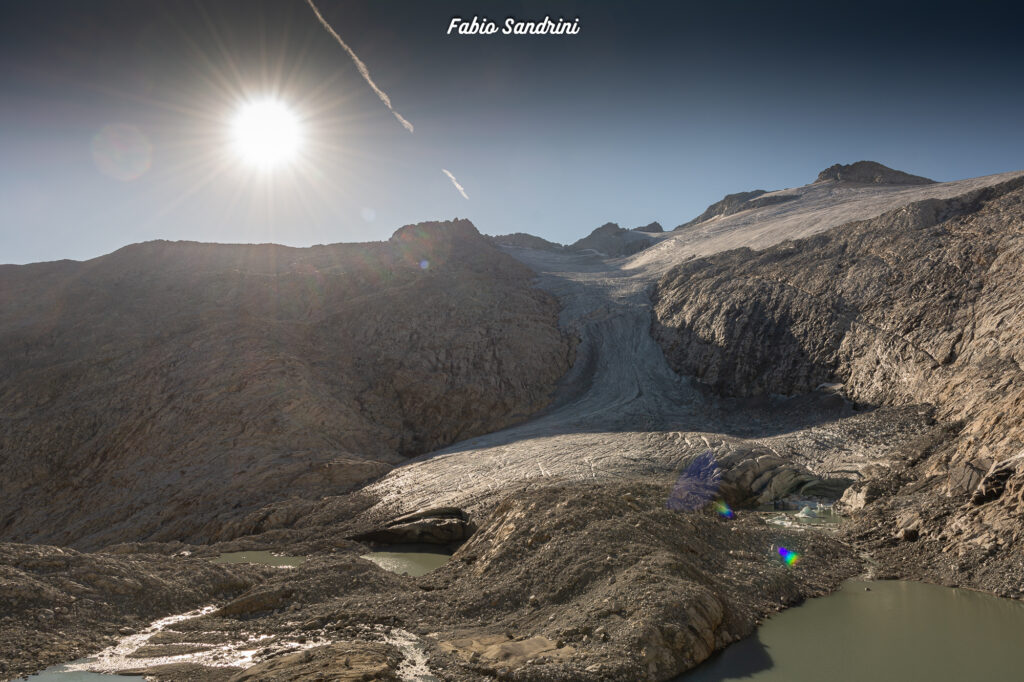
left=777, top=546, right=801, bottom=566
left=91, top=124, right=152, bottom=181
left=713, top=501, right=735, bottom=519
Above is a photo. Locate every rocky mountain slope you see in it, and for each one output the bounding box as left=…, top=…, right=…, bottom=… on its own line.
left=0, top=220, right=574, bottom=549
left=653, top=174, right=1024, bottom=591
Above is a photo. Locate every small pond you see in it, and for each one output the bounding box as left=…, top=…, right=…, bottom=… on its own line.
left=680, top=579, right=1024, bottom=681
left=361, top=544, right=452, bottom=577
left=22, top=667, right=110, bottom=681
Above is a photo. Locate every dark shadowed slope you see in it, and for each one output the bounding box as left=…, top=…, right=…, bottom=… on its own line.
left=0, top=220, right=574, bottom=549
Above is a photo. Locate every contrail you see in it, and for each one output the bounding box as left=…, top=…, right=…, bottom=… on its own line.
left=307, top=0, right=473, bottom=199
left=442, top=169, right=469, bottom=200
left=305, top=0, right=414, bottom=133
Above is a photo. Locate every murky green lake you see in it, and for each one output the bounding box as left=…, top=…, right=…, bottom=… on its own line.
left=210, top=550, right=304, bottom=567
left=361, top=545, right=451, bottom=577
left=680, top=579, right=1024, bottom=681
left=23, top=663, right=108, bottom=680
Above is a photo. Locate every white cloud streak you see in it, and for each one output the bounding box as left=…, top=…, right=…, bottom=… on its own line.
left=442, top=169, right=469, bottom=200
left=305, top=0, right=414, bottom=133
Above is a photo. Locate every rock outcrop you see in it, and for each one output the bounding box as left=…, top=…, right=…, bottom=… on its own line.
left=351, top=507, right=474, bottom=546
left=0, top=220, right=575, bottom=549
left=814, top=160, right=935, bottom=185
left=227, top=642, right=402, bottom=681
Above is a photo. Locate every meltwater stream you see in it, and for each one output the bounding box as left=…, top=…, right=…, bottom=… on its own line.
left=680, top=579, right=1024, bottom=681
left=28, top=548, right=452, bottom=680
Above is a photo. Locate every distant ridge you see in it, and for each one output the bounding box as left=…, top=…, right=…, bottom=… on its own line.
left=633, top=221, right=664, bottom=233
left=489, top=232, right=564, bottom=251
left=568, top=222, right=654, bottom=257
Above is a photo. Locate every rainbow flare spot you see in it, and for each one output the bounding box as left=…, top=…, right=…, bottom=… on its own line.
left=777, top=546, right=800, bottom=566
left=713, top=501, right=735, bottom=519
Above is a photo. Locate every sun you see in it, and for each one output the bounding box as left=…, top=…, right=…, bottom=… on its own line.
left=230, top=99, right=302, bottom=170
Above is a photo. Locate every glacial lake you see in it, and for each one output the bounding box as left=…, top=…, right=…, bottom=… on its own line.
left=23, top=669, right=110, bottom=681
left=361, top=545, right=452, bottom=577
left=680, top=579, right=1024, bottom=681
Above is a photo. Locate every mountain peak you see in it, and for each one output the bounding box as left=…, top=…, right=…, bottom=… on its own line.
left=814, top=161, right=935, bottom=185
left=568, top=222, right=654, bottom=257
left=633, top=221, right=664, bottom=233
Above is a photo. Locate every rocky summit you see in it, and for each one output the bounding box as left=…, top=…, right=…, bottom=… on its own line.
left=814, top=160, right=935, bottom=185
left=3, top=164, right=1024, bottom=681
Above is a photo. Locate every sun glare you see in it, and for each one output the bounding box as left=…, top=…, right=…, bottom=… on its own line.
left=231, top=99, right=302, bottom=170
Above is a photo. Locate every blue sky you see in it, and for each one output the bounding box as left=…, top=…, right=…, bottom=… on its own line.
left=2, top=0, right=1023, bottom=264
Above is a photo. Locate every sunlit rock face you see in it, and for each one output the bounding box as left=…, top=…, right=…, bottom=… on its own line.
left=0, top=219, right=575, bottom=549
left=653, top=176, right=1024, bottom=566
